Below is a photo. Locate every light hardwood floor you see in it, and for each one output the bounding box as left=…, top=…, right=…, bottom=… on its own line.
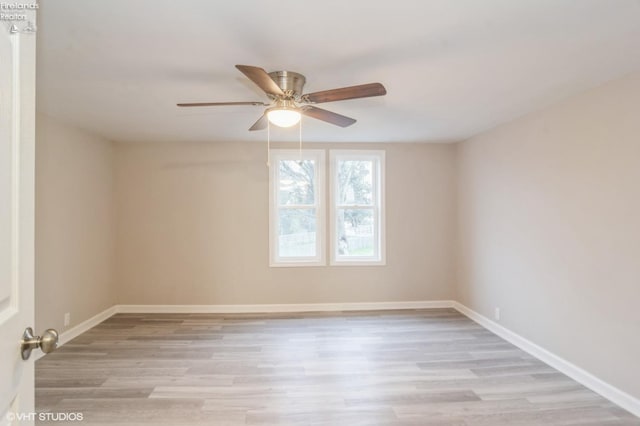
left=35, top=309, right=639, bottom=425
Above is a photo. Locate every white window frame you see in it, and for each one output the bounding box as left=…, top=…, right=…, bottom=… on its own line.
left=330, top=150, right=385, bottom=265
left=269, top=149, right=326, bottom=267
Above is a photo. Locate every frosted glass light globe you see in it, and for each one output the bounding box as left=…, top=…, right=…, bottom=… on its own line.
left=267, top=108, right=301, bottom=127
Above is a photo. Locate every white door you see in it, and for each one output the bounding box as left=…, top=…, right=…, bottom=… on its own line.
left=0, top=6, right=37, bottom=426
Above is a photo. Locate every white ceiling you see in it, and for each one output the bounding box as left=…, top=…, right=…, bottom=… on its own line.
left=36, top=0, right=640, bottom=144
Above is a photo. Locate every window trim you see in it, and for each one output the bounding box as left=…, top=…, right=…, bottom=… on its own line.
left=329, top=150, right=386, bottom=266
left=269, top=149, right=326, bottom=267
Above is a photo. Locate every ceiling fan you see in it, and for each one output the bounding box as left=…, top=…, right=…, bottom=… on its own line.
left=177, top=65, right=387, bottom=131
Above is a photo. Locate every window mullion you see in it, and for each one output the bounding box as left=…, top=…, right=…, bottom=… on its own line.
left=335, top=204, right=373, bottom=209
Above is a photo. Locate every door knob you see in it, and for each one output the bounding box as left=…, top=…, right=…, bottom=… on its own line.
left=21, top=327, right=59, bottom=360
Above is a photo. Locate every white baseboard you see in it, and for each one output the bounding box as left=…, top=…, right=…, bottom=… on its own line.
left=452, top=301, right=640, bottom=418
left=116, top=300, right=455, bottom=314
left=34, top=305, right=118, bottom=362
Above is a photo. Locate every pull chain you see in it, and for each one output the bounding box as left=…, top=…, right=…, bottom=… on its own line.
left=266, top=116, right=302, bottom=167
left=298, top=116, right=303, bottom=163
left=266, top=119, right=271, bottom=167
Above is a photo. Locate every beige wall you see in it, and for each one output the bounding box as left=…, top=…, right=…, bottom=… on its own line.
left=35, top=113, right=116, bottom=332
left=114, top=142, right=457, bottom=305
left=456, top=72, right=640, bottom=399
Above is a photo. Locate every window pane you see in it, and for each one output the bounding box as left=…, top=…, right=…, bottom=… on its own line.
left=336, top=208, right=375, bottom=257
left=337, top=160, right=373, bottom=205
left=278, top=209, right=317, bottom=257
left=278, top=160, right=315, bottom=205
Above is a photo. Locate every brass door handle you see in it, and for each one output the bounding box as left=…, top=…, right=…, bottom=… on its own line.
left=21, top=327, right=59, bottom=360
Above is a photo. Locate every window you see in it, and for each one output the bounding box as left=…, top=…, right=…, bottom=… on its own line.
left=269, top=149, right=385, bottom=267
left=330, top=150, right=385, bottom=265
left=269, top=150, right=325, bottom=266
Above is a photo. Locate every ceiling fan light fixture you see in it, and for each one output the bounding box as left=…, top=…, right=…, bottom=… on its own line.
left=267, top=107, right=301, bottom=128
left=177, top=65, right=386, bottom=131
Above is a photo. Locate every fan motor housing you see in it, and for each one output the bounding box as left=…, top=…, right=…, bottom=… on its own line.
left=268, top=71, right=306, bottom=98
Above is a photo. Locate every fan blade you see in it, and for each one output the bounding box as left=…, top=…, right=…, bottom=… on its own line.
left=301, top=106, right=356, bottom=127
left=177, top=101, right=268, bottom=107
left=235, top=65, right=284, bottom=97
left=249, top=114, right=268, bottom=131
left=302, top=83, right=386, bottom=104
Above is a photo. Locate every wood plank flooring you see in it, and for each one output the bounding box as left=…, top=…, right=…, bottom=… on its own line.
left=35, top=309, right=639, bottom=425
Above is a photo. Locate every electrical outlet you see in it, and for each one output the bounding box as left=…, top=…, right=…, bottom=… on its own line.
left=494, top=307, right=501, bottom=321
left=64, top=312, right=71, bottom=327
